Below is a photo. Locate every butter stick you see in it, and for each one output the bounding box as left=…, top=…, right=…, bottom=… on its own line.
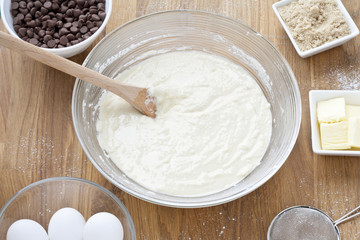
left=348, top=117, right=360, bottom=148
left=320, top=121, right=351, bottom=150
left=346, top=105, right=360, bottom=119
left=317, top=98, right=346, bottom=123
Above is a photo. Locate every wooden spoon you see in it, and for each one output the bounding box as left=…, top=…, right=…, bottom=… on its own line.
left=0, top=31, right=156, bottom=118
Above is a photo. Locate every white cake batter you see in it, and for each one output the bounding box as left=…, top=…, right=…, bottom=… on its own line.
left=96, top=51, right=272, bottom=196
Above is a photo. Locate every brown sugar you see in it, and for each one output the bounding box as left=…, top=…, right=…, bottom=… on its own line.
left=278, top=0, right=351, bottom=51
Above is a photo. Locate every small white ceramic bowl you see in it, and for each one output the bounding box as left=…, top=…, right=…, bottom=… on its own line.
left=0, top=0, right=112, bottom=58
left=309, top=90, right=360, bottom=156
left=273, top=0, right=359, bottom=58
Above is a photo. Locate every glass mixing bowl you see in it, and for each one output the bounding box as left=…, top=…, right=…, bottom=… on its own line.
left=72, top=10, right=301, bottom=208
left=0, top=177, right=136, bottom=239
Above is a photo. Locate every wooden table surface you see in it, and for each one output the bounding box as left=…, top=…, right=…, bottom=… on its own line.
left=1, top=0, right=360, bottom=239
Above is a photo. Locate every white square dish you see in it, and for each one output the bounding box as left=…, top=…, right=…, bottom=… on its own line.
left=309, top=90, right=360, bottom=156
left=272, top=0, right=359, bottom=58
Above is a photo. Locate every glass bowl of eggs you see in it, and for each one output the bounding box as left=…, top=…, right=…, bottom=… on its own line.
left=72, top=10, right=302, bottom=208
left=0, top=177, right=136, bottom=240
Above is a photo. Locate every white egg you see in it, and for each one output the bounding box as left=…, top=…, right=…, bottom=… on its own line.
left=7, top=219, right=49, bottom=240
left=48, top=207, right=85, bottom=240
left=83, top=212, right=124, bottom=240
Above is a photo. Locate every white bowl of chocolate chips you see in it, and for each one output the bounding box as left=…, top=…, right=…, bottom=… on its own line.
left=1, top=0, right=112, bottom=58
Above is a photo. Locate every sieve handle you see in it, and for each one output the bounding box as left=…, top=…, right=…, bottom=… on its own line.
left=334, top=205, right=360, bottom=226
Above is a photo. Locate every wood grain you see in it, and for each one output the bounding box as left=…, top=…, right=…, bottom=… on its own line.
left=1, top=0, right=360, bottom=239
left=0, top=31, right=156, bottom=118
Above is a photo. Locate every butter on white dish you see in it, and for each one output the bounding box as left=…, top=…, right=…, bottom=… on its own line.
left=317, top=97, right=346, bottom=123
left=347, top=105, right=360, bottom=148
left=348, top=117, right=360, bottom=148
left=96, top=51, right=272, bottom=196
left=346, top=105, right=360, bottom=119
left=320, top=121, right=350, bottom=150
left=310, top=90, right=360, bottom=156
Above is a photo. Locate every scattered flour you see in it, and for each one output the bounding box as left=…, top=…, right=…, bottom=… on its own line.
left=6, top=130, right=84, bottom=177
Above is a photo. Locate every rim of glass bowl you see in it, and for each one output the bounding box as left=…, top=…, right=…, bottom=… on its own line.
left=72, top=10, right=302, bottom=208
left=0, top=176, right=136, bottom=238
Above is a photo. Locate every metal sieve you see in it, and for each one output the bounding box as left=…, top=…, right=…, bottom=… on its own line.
left=267, top=205, right=360, bottom=240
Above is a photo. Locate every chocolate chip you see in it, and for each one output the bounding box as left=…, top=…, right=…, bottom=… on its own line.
left=95, top=21, right=102, bottom=27
left=47, top=19, right=56, bottom=27
left=43, top=34, right=52, bottom=43
left=72, top=21, right=79, bottom=28
left=27, top=2, right=34, bottom=9
left=48, top=12, right=55, bottom=18
left=34, top=27, right=41, bottom=34
left=70, top=26, right=78, bottom=34
left=27, top=20, right=36, bottom=27
left=78, top=14, right=87, bottom=21
left=16, top=13, right=24, bottom=20
left=77, top=20, right=84, bottom=27
left=14, top=24, right=21, bottom=32
left=72, top=9, right=82, bottom=18
left=53, top=32, right=59, bottom=39
left=91, top=14, right=100, bottom=21
left=59, top=36, right=68, bottom=45
left=45, top=29, right=54, bottom=35
left=41, top=7, right=48, bottom=15
left=65, top=17, right=74, bottom=23
left=47, top=39, right=56, bottom=48
left=19, top=1, right=26, bottom=9
left=19, top=8, right=28, bottom=15
left=38, top=29, right=46, bottom=37
left=56, top=13, right=63, bottom=20
left=66, top=33, right=75, bottom=41
left=64, top=22, right=72, bottom=28
left=34, top=1, right=42, bottom=9
left=11, top=0, right=106, bottom=48
left=35, top=19, right=41, bottom=27
left=34, top=11, right=41, bottom=18
left=56, top=20, right=63, bottom=28
left=26, top=29, right=33, bottom=38
left=79, top=26, right=87, bottom=34
left=30, top=7, right=37, bottom=15
left=41, top=15, right=50, bottom=20
left=68, top=0, right=76, bottom=8
left=76, top=0, right=85, bottom=7
left=98, top=11, right=106, bottom=21
left=60, top=4, right=68, bottom=13
left=59, top=27, right=70, bottom=36
left=52, top=3, right=59, bottom=11
left=18, top=28, right=27, bottom=37
left=97, top=3, right=105, bottom=10
left=89, top=6, right=97, bottom=14
left=11, top=2, right=19, bottom=10
left=90, top=26, right=98, bottom=33
left=11, top=9, right=19, bottom=16
left=86, top=21, right=94, bottom=29
left=29, top=38, right=38, bottom=45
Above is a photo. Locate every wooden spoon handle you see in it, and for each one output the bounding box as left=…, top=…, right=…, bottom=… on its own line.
left=0, top=31, right=143, bottom=104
